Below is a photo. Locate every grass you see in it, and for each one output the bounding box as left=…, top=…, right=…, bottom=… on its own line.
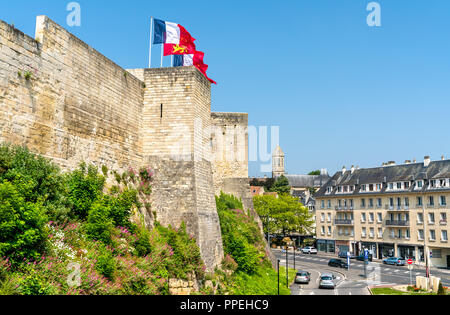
left=371, top=287, right=448, bottom=296
left=225, top=264, right=297, bottom=295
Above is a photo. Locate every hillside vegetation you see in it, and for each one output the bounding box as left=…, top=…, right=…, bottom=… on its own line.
left=215, top=193, right=295, bottom=295
left=0, top=144, right=205, bottom=295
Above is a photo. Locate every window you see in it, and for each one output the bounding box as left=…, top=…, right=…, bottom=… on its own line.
left=361, top=213, right=366, bottom=223
left=406, top=229, right=410, bottom=239
left=442, top=230, right=448, bottom=241
left=337, top=186, right=342, bottom=193
left=430, top=180, right=436, bottom=188
left=429, top=196, right=435, bottom=206
left=338, top=200, right=342, bottom=207
left=440, top=179, right=446, bottom=187
left=389, top=198, right=394, bottom=208
left=327, top=213, right=332, bottom=223
left=369, top=213, right=374, bottom=223
left=362, top=227, right=367, bottom=238
left=404, top=182, right=410, bottom=189
left=327, top=187, right=332, bottom=194
left=404, top=197, right=410, bottom=207
left=389, top=183, right=394, bottom=190
left=321, top=213, right=325, bottom=223
left=429, top=213, right=435, bottom=224
left=369, top=184, right=374, bottom=192
left=417, top=213, right=424, bottom=224
left=397, top=198, right=402, bottom=208
left=417, top=180, right=423, bottom=188
left=378, top=228, right=383, bottom=238
left=377, top=213, right=383, bottom=223
left=432, top=249, right=442, bottom=258
left=369, top=199, right=374, bottom=208
left=376, top=184, right=381, bottom=191
left=377, top=198, right=382, bottom=208
left=350, top=199, right=354, bottom=208
left=321, top=226, right=325, bottom=235
left=441, top=213, right=447, bottom=222
left=328, top=200, right=331, bottom=209
left=361, top=185, right=366, bottom=192
left=440, top=196, right=447, bottom=206
left=430, top=230, right=436, bottom=241
left=397, top=182, right=402, bottom=189
left=398, top=229, right=402, bottom=239
left=370, top=228, right=374, bottom=238
left=418, top=229, right=424, bottom=240
left=328, top=226, right=332, bottom=235
left=417, top=196, right=423, bottom=207
left=361, top=199, right=366, bottom=208
left=343, top=186, right=348, bottom=193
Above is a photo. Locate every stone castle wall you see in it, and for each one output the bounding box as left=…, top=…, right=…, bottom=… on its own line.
left=0, top=16, right=143, bottom=172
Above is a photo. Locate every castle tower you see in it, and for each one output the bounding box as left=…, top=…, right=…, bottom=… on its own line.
left=130, top=66, right=224, bottom=271
left=272, top=145, right=285, bottom=178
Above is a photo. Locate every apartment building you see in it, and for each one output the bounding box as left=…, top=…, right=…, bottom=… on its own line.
left=315, top=156, right=450, bottom=268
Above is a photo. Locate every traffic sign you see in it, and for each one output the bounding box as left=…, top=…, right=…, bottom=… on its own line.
left=407, top=259, right=413, bottom=265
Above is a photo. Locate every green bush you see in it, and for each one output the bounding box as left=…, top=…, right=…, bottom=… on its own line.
left=95, top=246, right=116, bottom=280
left=156, top=222, right=205, bottom=279
left=18, top=271, right=55, bottom=295
left=134, top=223, right=153, bottom=257
left=84, top=199, right=114, bottom=245
left=109, top=189, right=138, bottom=228
left=0, top=181, right=48, bottom=263
left=66, top=163, right=105, bottom=220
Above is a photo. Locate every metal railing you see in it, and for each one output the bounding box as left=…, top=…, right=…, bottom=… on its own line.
left=386, top=220, right=410, bottom=227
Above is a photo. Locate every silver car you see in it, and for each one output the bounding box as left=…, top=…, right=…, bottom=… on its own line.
left=295, top=271, right=311, bottom=284
left=319, top=274, right=336, bottom=289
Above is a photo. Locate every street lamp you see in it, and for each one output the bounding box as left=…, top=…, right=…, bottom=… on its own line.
left=285, top=243, right=289, bottom=288
left=277, top=259, right=280, bottom=295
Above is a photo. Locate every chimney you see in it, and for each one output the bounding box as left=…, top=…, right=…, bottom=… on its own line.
left=320, top=168, right=328, bottom=176
left=442, top=155, right=445, bottom=161
left=424, top=156, right=431, bottom=167
left=413, top=159, right=417, bottom=163
left=356, top=165, right=360, bottom=170
left=342, top=166, right=347, bottom=174
left=351, top=165, right=355, bottom=174
left=405, top=160, right=411, bottom=164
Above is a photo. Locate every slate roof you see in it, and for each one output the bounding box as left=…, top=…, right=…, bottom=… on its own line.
left=285, top=174, right=331, bottom=188
left=315, top=159, right=450, bottom=198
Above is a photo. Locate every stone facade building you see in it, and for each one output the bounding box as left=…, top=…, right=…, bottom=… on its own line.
left=315, top=157, right=450, bottom=268
left=0, top=16, right=254, bottom=271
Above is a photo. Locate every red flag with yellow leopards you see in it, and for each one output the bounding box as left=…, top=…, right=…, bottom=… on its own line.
left=163, top=24, right=197, bottom=56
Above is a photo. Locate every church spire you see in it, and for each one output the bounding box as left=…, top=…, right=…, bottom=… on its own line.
left=272, top=145, right=285, bottom=178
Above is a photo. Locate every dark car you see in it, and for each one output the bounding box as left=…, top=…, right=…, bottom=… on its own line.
left=328, top=259, right=348, bottom=269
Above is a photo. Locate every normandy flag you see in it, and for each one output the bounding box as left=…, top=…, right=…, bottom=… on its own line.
left=153, top=18, right=196, bottom=56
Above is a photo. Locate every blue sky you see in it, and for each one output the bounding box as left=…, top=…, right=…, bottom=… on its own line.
left=2, top=1, right=450, bottom=177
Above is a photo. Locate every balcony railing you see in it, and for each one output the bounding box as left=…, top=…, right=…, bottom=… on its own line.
left=335, top=219, right=354, bottom=226
left=386, top=220, right=410, bottom=227
left=335, top=206, right=353, bottom=212
left=440, top=220, right=448, bottom=226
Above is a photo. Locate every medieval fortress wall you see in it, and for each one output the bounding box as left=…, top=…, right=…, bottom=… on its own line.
left=0, top=16, right=254, bottom=271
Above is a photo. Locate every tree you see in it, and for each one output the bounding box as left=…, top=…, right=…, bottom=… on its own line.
left=308, top=170, right=321, bottom=176
left=253, top=194, right=314, bottom=239
left=270, top=175, right=290, bottom=195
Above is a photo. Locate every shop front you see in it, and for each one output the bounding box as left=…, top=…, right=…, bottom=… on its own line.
left=398, top=245, right=416, bottom=260
left=335, top=241, right=350, bottom=255
left=378, top=243, right=395, bottom=259
left=317, top=240, right=336, bottom=253
left=362, top=242, right=377, bottom=258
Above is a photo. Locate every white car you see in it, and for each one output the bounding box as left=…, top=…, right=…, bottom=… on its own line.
left=319, top=274, right=336, bottom=289
left=301, top=247, right=318, bottom=255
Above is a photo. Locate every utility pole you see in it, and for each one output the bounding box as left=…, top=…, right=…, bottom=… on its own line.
left=421, top=191, right=432, bottom=285
left=286, top=245, right=289, bottom=288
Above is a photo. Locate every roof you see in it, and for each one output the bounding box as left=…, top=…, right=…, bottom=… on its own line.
left=285, top=174, right=331, bottom=188
left=315, top=159, right=450, bottom=198
left=250, top=186, right=265, bottom=196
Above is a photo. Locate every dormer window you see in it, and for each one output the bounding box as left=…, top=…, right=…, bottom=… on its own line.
left=404, top=182, right=410, bottom=189
left=417, top=180, right=423, bottom=188
left=388, top=183, right=394, bottom=190
left=337, top=186, right=342, bottom=193
left=361, top=184, right=367, bottom=192
left=350, top=185, right=355, bottom=192
left=327, top=186, right=333, bottom=194
left=369, top=184, right=374, bottom=191
left=430, top=180, right=436, bottom=188
left=376, top=184, right=382, bottom=191
left=343, top=186, right=348, bottom=193
left=397, top=182, right=402, bottom=189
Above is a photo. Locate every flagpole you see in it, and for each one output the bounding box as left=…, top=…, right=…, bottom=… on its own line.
left=161, top=44, right=163, bottom=68
left=149, top=17, right=154, bottom=68
left=171, top=55, right=173, bottom=67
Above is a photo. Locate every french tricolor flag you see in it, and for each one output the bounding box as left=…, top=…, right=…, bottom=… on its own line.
left=153, top=18, right=196, bottom=55
left=173, top=52, right=216, bottom=85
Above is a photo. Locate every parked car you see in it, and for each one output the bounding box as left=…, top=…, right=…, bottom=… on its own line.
left=301, top=247, right=318, bottom=255
left=383, top=257, right=406, bottom=266
left=319, top=274, right=336, bottom=289
left=328, top=259, right=348, bottom=269
left=338, top=252, right=356, bottom=259
left=295, top=271, right=311, bottom=284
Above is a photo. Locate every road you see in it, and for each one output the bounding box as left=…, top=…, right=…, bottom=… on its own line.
left=273, top=250, right=450, bottom=295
